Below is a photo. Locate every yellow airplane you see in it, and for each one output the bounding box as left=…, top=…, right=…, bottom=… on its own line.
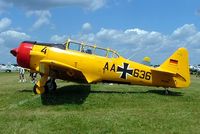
left=10, top=39, right=190, bottom=94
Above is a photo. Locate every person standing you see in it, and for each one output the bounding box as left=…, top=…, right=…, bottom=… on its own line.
left=19, top=67, right=26, bottom=82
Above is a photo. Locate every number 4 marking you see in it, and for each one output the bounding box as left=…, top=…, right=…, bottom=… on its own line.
left=41, top=47, right=47, bottom=54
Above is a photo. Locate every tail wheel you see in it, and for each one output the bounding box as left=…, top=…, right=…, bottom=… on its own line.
left=45, top=79, right=57, bottom=93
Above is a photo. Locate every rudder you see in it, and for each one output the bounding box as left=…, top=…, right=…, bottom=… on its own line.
left=159, top=48, right=190, bottom=88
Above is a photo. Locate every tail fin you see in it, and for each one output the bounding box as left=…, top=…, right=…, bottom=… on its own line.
left=159, top=47, right=190, bottom=87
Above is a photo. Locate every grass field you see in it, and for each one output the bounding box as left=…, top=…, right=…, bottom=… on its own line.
left=0, top=72, right=200, bottom=134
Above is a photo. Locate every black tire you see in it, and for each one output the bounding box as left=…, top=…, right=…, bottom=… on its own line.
left=45, top=79, right=57, bottom=93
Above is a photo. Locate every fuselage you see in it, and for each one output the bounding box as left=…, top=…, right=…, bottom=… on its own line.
left=29, top=43, right=175, bottom=88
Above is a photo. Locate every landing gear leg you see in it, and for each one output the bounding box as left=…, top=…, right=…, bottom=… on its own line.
left=33, top=75, right=48, bottom=95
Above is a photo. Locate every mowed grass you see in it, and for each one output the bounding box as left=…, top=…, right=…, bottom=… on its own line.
left=0, top=72, right=200, bottom=134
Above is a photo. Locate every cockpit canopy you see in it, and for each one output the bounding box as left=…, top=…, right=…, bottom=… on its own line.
left=65, top=39, right=120, bottom=58
left=22, top=39, right=120, bottom=58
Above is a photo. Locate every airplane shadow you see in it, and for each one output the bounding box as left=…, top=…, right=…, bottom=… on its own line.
left=90, top=89, right=183, bottom=96
left=19, top=89, right=33, bottom=93
left=41, top=84, right=91, bottom=105
left=145, top=90, right=183, bottom=96
left=41, top=84, right=183, bottom=105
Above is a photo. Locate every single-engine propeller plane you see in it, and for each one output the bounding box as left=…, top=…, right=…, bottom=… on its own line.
left=10, top=39, right=190, bottom=94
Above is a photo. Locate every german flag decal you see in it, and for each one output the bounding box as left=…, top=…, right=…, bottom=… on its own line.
left=170, top=59, right=178, bottom=64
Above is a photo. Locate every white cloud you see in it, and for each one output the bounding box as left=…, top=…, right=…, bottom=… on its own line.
left=77, top=33, right=95, bottom=43
left=82, top=22, right=92, bottom=32
left=26, top=10, right=51, bottom=30
left=0, top=30, right=30, bottom=51
left=1, top=23, right=199, bottom=64
left=0, top=1, right=106, bottom=32
left=186, top=32, right=200, bottom=49
left=4, top=0, right=106, bottom=11
left=0, top=30, right=30, bottom=40
left=172, top=24, right=197, bottom=39
left=50, top=35, right=67, bottom=43
left=65, top=24, right=200, bottom=64
left=0, top=18, right=12, bottom=31
left=0, top=29, right=30, bottom=63
left=94, top=28, right=165, bottom=49
left=87, top=0, right=106, bottom=11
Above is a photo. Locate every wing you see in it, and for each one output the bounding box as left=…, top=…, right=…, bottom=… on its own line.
left=39, top=60, right=89, bottom=83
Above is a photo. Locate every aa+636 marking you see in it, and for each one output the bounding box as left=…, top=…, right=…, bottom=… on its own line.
left=103, top=62, right=151, bottom=80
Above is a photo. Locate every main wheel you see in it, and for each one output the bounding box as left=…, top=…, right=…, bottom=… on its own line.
left=45, top=79, right=57, bottom=93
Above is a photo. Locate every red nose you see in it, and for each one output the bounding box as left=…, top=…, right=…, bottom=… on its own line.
left=10, top=42, right=33, bottom=68
left=10, top=48, right=18, bottom=57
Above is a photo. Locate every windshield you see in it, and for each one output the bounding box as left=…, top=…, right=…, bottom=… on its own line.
left=66, top=40, right=119, bottom=58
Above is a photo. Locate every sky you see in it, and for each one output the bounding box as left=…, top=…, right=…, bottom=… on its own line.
left=0, top=0, right=200, bottom=65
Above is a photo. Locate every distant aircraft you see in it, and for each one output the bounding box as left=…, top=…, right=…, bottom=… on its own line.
left=190, top=65, right=200, bottom=77
left=0, top=64, right=19, bottom=72
left=10, top=39, right=190, bottom=94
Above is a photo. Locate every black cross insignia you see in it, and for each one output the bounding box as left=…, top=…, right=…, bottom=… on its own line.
left=117, top=63, right=133, bottom=79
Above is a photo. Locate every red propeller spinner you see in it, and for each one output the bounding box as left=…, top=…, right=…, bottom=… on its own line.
left=10, top=42, right=33, bottom=69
